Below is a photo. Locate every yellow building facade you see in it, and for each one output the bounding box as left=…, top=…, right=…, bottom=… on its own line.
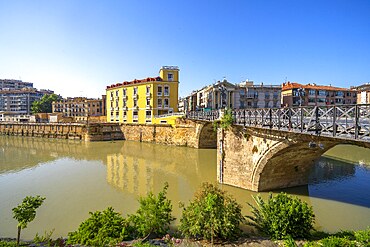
left=106, top=66, right=179, bottom=124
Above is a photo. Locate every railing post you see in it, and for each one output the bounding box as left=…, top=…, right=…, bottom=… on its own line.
left=355, top=105, right=359, bottom=139
left=333, top=106, right=337, bottom=137
left=315, top=106, right=320, bottom=136
left=269, top=108, right=272, bottom=129
left=243, top=109, right=246, bottom=127
left=300, top=106, right=304, bottom=132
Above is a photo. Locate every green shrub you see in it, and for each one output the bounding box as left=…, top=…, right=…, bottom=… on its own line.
left=34, top=229, right=54, bottom=245
left=319, top=236, right=356, bottom=247
left=246, top=192, right=315, bottom=240
left=355, top=227, right=370, bottom=245
left=129, top=182, right=174, bottom=238
left=179, top=183, right=243, bottom=242
left=67, top=207, right=128, bottom=246
left=213, top=109, right=234, bottom=131
left=0, top=241, right=18, bottom=247
left=284, top=235, right=298, bottom=247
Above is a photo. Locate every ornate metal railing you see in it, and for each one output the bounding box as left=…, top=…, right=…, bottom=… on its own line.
left=186, top=105, right=370, bottom=142
left=186, top=110, right=220, bottom=121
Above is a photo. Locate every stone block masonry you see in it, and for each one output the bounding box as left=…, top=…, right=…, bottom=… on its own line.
left=0, top=118, right=217, bottom=149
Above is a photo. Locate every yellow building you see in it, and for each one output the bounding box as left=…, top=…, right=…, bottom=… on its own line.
left=106, top=66, right=180, bottom=124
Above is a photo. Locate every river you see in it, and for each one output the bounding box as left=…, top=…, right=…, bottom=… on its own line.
left=0, top=136, right=369, bottom=239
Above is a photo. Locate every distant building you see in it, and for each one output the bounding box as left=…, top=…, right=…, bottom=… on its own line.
left=0, top=79, right=54, bottom=119
left=182, top=79, right=281, bottom=111
left=0, top=111, right=30, bottom=122
left=0, top=79, right=33, bottom=90
left=237, top=80, right=281, bottom=109
left=282, top=82, right=357, bottom=107
left=52, top=97, right=105, bottom=122
left=106, top=66, right=180, bottom=124
left=351, top=83, right=370, bottom=104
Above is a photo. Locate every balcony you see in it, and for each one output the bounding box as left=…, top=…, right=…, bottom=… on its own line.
left=146, top=105, right=151, bottom=109
left=123, top=106, right=128, bottom=111
left=133, top=94, right=138, bottom=99
left=122, top=95, right=128, bottom=100
left=146, top=92, right=151, bottom=97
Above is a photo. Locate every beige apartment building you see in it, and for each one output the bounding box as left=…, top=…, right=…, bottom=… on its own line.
left=52, top=97, right=105, bottom=122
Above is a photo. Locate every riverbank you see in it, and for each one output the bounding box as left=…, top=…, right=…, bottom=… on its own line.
left=0, top=236, right=304, bottom=247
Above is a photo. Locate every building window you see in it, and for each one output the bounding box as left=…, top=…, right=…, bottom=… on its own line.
left=123, top=89, right=127, bottom=96
left=115, top=90, right=119, bottom=97
left=146, top=98, right=150, bottom=106
left=146, top=110, right=151, bottom=118
left=318, top=90, right=326, bottom=96
left=158, top=98, right=162, bottom=108
left=133, top=111, right=138, bottom=121
left=146, top=86, right=151, bottom=96
left=309, top=90, right=316, bottom=96
left=133, top=99, right=137, bottom=107
left=164, top=98, right=169, bottom=108
left=157, top=86, right=162, bottom=96
left=336, top=91, right=344, bottom=97
left=167, top=73, right=173, bottom=81
left=164, top=86, right=169, bottom=96
left=133, top=87, right=138, bottom=96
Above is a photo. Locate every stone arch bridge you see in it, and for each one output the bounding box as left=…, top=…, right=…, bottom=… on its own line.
left=188, top=105, right=370, bottom=191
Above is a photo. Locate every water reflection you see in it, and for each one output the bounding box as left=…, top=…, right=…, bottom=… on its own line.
left=0, top=136, right=370, bottom=238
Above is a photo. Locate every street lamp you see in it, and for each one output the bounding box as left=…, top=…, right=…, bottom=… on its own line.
left=297, top=87, right=304, bottom=107
left=218, top=85, right=227, bottom=109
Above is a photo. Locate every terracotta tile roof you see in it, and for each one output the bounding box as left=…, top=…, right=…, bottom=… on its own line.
left=282, top=82, right=352, bottom=91
left=106, top=76, right=162, bottom=89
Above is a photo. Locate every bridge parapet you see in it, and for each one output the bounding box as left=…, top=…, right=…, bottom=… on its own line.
left=187, top=104, right=370, bottom=143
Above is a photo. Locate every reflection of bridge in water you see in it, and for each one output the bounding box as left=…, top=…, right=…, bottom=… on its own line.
left=186, top=105, right=370, bottom=191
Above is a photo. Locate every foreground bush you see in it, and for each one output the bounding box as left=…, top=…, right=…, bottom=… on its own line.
left=179, top=183, right=243, bottom=242
left=67, top=183, right=173, bottom=245
left=128, top=182, right=175, bottom=238
left=246, top=192, right=315, bottom=240
left=67, top=207, right=127, bottom=246
left=304, top=228, right=370, bottom=246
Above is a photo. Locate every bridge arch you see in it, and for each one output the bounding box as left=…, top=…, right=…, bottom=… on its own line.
left=196, top=122, right=217, bottom=149
left=218, top=125, right=370, bottom=191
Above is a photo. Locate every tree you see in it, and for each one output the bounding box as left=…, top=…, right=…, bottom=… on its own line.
left=31, top=94, right=59, bottom=114
left=12, top=195, right=45, bottom=246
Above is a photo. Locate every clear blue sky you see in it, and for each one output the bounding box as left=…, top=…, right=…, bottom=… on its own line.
left=1, top=0, right=369, bottom=98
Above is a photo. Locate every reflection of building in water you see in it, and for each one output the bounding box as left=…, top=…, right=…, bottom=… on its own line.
left=308, top=157, right=356, bottom=184
left=106, top=153, right=153, bottom=195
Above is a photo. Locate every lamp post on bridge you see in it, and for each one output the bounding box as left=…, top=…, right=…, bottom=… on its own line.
left=297, top=87, right=304, bottom=107
left=218, top=85, right=227, bottom=110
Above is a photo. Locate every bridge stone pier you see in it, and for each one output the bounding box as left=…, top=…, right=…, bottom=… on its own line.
left=217, top=125, right=370, bottom=192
